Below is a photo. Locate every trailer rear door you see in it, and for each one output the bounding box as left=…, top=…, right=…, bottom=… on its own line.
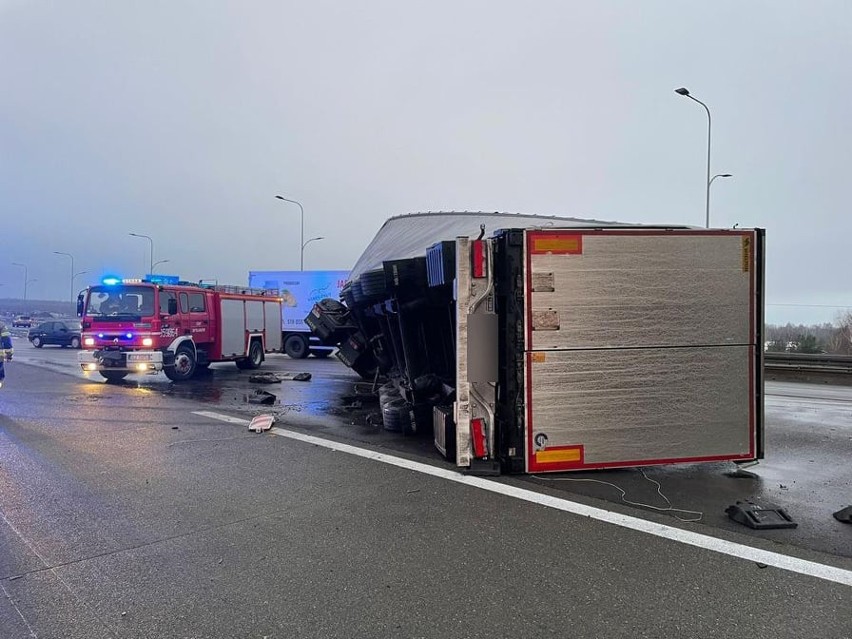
left=524, top=229, right=763, bottom=472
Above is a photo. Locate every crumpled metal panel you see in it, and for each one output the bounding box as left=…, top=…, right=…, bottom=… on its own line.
left=528, top=346, right=753, bottom=467
left=529, top=234, right=752, bottom=351
left=349, top=212, right=652, bottom=279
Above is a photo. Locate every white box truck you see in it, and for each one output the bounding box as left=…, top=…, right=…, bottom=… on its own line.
left=248, top=270, right=349, bottom=359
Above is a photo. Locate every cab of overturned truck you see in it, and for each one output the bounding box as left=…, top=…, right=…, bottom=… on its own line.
left=306, top=212, right=765, bottom=475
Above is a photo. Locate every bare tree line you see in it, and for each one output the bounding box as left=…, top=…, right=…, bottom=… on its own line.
left=765, top=311, right=852, bottom=354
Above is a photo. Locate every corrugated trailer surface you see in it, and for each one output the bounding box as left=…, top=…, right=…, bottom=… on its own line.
left=523, top=229, right=763, bottom=472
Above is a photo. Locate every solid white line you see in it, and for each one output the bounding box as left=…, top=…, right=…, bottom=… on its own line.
left=192, top=410, right=252, bottom=425
left=191, top=410, right=852, bottom=588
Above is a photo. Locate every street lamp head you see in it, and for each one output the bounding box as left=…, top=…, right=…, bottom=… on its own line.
left=275, top=195, right=285, bottom=200
left=675, top=87, right=690, bottom=96
left=720, top=173, right=732, bottom=178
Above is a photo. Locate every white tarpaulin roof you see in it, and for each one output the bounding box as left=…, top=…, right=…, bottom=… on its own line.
left=349, top=211, right=665, bottom=278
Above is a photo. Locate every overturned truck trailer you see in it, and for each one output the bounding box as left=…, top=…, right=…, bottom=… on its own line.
left=307, top=212, right=765, bottom=475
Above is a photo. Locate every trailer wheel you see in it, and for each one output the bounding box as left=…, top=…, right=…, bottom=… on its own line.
left=284, top=334, right=309, bottom=359
left=359, top=270, right=386, bottom=298
left=100, top=370, right=127, bottom=383
left=164, top=344, right=197, bottom=381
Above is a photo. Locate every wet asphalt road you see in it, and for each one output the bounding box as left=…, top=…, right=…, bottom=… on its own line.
left=0, top=347, right=850, bottom=637
left=11, top=344, right=852, bottom=559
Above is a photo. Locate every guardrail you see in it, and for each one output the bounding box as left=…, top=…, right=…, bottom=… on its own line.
left=764, top=352, right=852, bottom=382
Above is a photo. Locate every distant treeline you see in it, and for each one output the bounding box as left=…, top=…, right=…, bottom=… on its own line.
left=766, top=313, right=852, bottom=354
left=0, top=299, right=76, bottom=317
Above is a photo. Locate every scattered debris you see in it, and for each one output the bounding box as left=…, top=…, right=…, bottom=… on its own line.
left=406, top=488, right=420, bottom=494
left=725, top=469, right=758, bottom=479
left=756, top=563, right=768, bottom=569
left=249, top=372, right=282, bottom=384
left=833, top=506, right=852, bottom=524
left=725, top=500, right=798, bottom=530
left=248, top=389, right=276, bottom=405
left=171, top=426, right=179, bottom=430
left=248, top=414, right=276, bottom=433
left=248, top=372, right=311, bottom=383
left=284, top=372, right=311, bottom=382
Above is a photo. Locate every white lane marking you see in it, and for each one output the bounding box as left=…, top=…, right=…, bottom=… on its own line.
left=191, top=410, right=253, bottom=425
left=192, top=410, right=852, bottom=587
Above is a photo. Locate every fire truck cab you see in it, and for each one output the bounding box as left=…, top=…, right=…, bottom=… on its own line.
left=78, top=277, right=283, bottom=382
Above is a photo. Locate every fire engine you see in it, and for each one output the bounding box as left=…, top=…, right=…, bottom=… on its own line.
left=77, top=277, right=283, bottom=382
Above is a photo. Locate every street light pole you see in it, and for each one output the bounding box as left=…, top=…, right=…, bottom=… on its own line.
left=129, top=233, right=154, bottom=275
left=53, top=251, right=75, bottom=303
left=675, top=87, right=715, bottom=228
left=275, top=196, right=305, bottom=271
left=301, top=236, right=324, bottom=268
left=152, top=259, right=170, bottom=274
left=11, top=262, right=27, bottom=300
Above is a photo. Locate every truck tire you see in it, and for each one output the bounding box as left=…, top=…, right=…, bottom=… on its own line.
left=284, top=334, right=309, bottom=359
left=100, top=370, right=127, bottom=383
left=359, top=269, right=386, bottom=298
left=341, top=283, right=356, bottom=309
left=164, top=343, right=197, bottom=381
left=237, top=340, right=264, bottom=370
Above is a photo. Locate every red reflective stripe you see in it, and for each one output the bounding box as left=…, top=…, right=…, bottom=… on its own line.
left=471, top=418, right=487, bottom=457
left=472, top=240, right=486, bottom=278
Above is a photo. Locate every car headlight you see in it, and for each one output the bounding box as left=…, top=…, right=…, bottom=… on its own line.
left=84, top=337, right=95, bottom=346
left=142, top=337, right=153, bottom=347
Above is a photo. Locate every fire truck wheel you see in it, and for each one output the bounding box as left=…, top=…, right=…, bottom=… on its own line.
left=165, top=344, right=197, bottom=381
left=284, top=335, right=309, bottom=359
left=242, top=340, right=264, bottom=370
left=100, top=371, right=127, bottom=383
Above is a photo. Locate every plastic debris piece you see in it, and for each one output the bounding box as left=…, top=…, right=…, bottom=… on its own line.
left=725, top=469, right=758, bottom=479
left=248, top=389, right=276, bottom=405
left=833, top=506, right=852, bottom=524
left=248, top=414, right=276, bottom=433
left=280, top=372, right=311, bottom=382
left=249, top=373, right=282, bottom=384
left=725, top=500, right=798, bottom=530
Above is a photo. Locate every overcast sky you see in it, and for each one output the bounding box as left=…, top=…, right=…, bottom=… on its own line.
left=1, top=0, right=849, bottom=324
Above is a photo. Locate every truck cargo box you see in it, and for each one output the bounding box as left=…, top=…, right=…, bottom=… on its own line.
left=306, top=212, right=764, bottom=474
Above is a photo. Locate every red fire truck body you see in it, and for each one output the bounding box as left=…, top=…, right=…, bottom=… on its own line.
left=78, top=278, right=283, bottom=382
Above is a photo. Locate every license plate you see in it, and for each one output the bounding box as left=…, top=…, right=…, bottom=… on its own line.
left=127, top=353, right=153, bottom=362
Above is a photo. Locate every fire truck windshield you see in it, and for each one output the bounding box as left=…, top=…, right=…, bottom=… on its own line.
left=87, top=285, right=155, bottom=318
